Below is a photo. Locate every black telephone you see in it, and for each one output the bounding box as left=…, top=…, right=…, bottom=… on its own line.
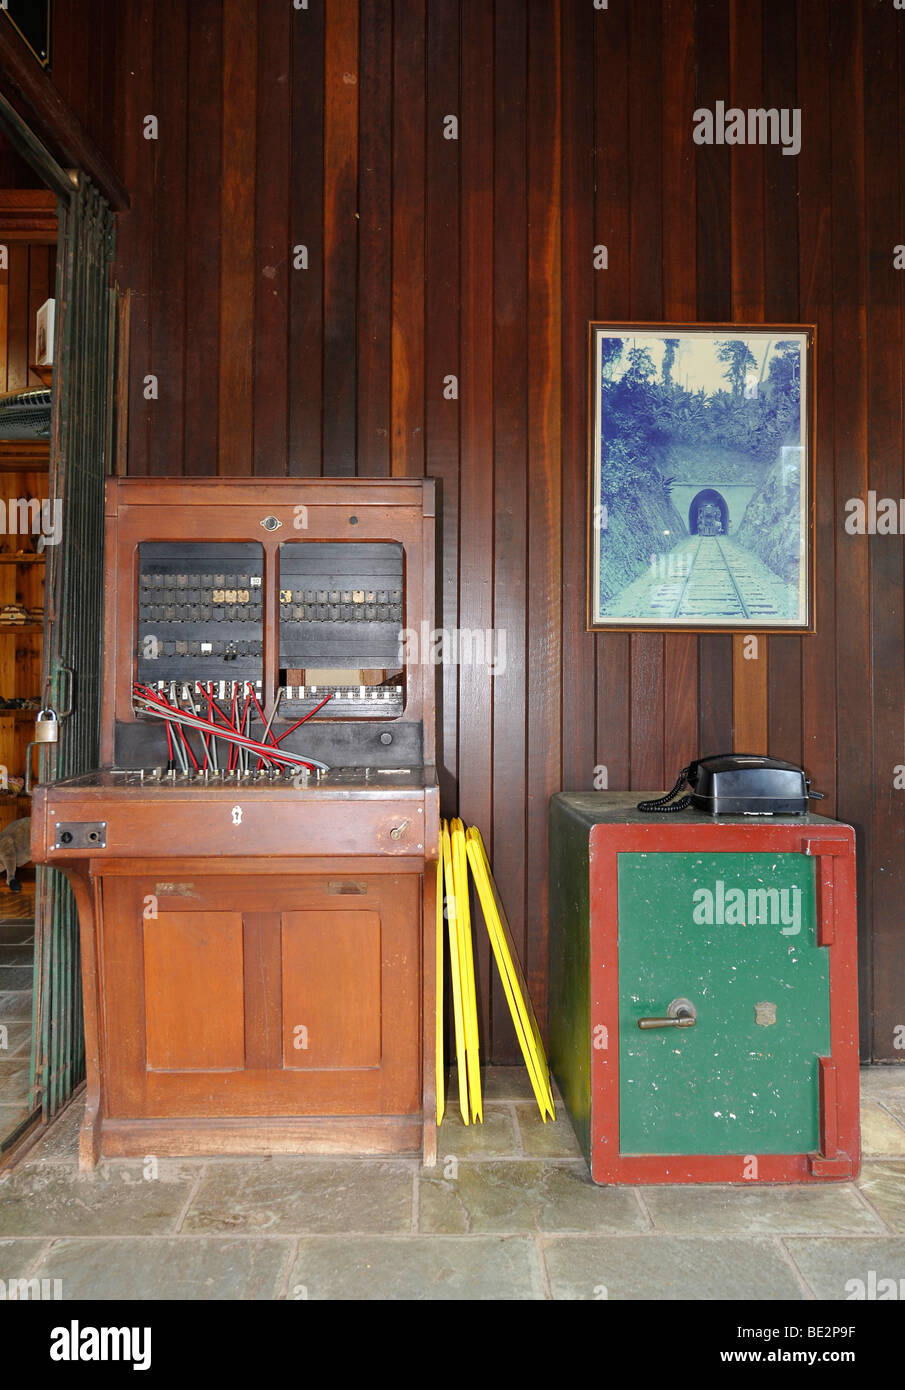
left=637, top=754, right=824, bottom=817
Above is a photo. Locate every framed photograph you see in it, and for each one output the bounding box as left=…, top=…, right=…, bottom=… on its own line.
left=587, top=323, right=815, bottom=633
left=36, top=297, right=55, bottom=366
left=1, top=2, right=52, bottom=69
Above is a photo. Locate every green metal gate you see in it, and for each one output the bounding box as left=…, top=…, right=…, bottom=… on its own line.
left=29, top=174, right=116, bottom=1122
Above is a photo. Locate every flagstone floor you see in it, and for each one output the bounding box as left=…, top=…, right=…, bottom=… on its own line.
left=0, top=1066, right=902, bottom=1300
left=0, top=917, right=36, bottom=1140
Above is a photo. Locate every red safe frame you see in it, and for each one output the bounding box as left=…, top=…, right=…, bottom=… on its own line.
left=589, top=819, right=859, bottom=1185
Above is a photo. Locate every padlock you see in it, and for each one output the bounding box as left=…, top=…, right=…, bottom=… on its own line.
left=34, top=707, right=60, bottom=744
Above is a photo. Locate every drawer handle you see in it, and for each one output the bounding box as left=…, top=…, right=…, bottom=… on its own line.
left=389, top=820, right=410, bottom=841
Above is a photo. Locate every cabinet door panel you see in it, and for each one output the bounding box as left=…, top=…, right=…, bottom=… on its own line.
left=144, top=911, right=246, bottom=1071
left=281, top=911, right=381, bottom=1069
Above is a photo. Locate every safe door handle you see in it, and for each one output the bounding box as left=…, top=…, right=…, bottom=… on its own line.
left=638, top=1014, right=695, bottom=1029
left=638, top=997, right=697, bottom=1030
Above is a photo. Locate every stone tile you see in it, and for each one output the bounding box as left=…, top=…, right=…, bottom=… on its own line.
left=0, top=1103, right=31, bottom=1134
left=881, top=1097, right=905, bottom=1131
left=0, top=990, right=33, bottom=1019
left=2, top=1021, right=32, bottom=1055
left=0, top=922, right=34, bottom=945
left=514, top=1104, right=582, bottom=1158
left=860, top=1066, right=905, bottom=1098
left=31, top=1237, right=292, bottom=1301
left=0, top=1058, right=31, bottom=1104
left=0, top=943, right=33, bottom=966
left=861, top=1100, right=905, bottom=1157
left=446, top=1068, right=565, bottom=1105
left=544, top=1235, right=806, bottom=1301
left=290, top=1235, right=543, bottom=1300
left=644, top=1183, right=882, bottom=1236
left=182, top=1159, right=415, bottom=1235
left=420, top=1160, right=646, bottom=1234
left=0, top=1238, right=48, bottom=1280
left=22, top=1098, right=83, bottom=1162
left=784, top=1238, right=905, bottom=1300
left=0, top=1162, right=199, bottom=1237
left=857, top=1161, right=905, bottom=1233
left=0, top=967, right=32, bottom=991
left=478, top=1067, right=538, bottom=1102
left=437, top=1105, right=519, bottom=1158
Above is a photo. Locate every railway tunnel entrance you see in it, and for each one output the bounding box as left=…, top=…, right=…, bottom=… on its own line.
left=689, top=488, right=730, bottom=536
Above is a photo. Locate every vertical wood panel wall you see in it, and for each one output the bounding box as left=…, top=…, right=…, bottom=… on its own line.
left=108, top=0, right=905, bottom=1062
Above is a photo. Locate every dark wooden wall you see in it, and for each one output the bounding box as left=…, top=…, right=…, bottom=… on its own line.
left=101, top=0, right=903, bottom=1062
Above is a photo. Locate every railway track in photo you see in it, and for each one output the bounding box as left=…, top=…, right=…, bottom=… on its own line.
left=673, top=536, right=752, bottom=619
left=604, top=535, right=797, bottom=623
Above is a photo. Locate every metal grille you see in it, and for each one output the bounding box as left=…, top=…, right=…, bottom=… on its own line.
left=30, top=175, right=116, bottom=1120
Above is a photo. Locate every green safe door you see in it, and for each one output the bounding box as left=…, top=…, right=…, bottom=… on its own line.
left=617, top=852, right=830, bottom=1155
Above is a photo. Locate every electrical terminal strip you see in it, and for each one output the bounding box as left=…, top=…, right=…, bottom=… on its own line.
left=282, top=684, right=403, bottom=705
left=139, top=678, right=265, bottom=711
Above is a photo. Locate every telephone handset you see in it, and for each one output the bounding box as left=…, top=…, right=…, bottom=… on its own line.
left=637, top=754, right=824, bottom=818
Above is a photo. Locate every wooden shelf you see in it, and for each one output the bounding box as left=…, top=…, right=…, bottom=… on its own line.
left=0, top=709, right=41, bottom=721
left=0, top=441, right=49, bottom=472
left=0, top=625, right=43, bottom=635
left=0, top=189, right=58, bottom=241
left=0, top=554, right=45, bottom=565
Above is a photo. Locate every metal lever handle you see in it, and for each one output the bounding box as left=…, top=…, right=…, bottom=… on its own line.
left=638, top=1014, right=696, bottom=1029
left=389, top=819, right=410, bottom=841
left=56, top=667, right=74, bottom=719
left=638, top=997, right=697, bottom=1030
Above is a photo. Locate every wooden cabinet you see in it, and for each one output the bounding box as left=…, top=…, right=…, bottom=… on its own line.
left=99, top=871, right=421, bottom=1122
left=31, top=476, right=440, bottom=1166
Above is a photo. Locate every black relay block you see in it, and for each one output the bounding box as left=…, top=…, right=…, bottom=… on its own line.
left=278, top=541, right=404, bottom=669
left=136, top=541, right=264, bottom=683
